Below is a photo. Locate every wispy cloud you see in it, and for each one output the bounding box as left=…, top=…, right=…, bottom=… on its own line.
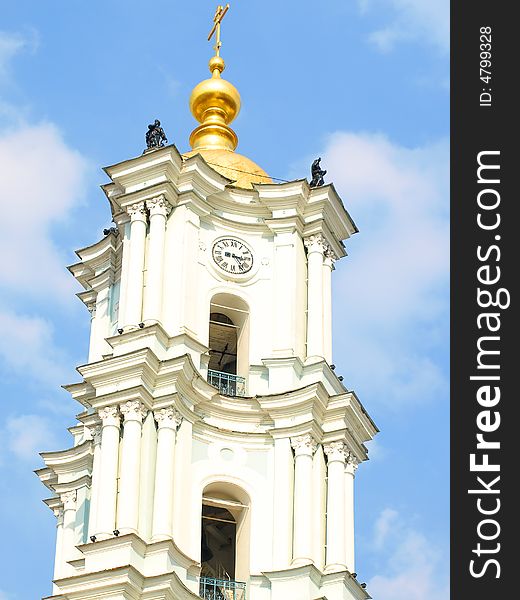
left=0, top=31, right=89, bottom=390
left=366, top=508, right=449, bottom=600
left=0, top=29, right=38, bottom=83
left=4, top=414, right=60, bottom=461
left=322, top=131, right=449, bottom=409
left=357, top=0, right=449, bottom=53
left=0, top=309, right=71, bottom=387
left=0, top=122, right=89, bottom=300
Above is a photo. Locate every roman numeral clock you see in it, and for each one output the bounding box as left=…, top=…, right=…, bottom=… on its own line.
left=212, top=237, right=254, bottom=275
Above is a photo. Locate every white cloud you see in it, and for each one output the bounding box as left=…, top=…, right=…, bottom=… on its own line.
left=0, top=29, right=38, bottom=83
left=5, top=413, right=59, bottom=461
left=367, top=508, right=449, bottom=600
left=373, top=507, right=399, bottom=549
left=357, top=0, right=449, bottom=53
left=322, top=132, right=448, bottom=408
left=0, top=122, right=89, bottom=300
left=0, top=31, right=88, bottom=391
left=0, top=309, right=70, bottom=387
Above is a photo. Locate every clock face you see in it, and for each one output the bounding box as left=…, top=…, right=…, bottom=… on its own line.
left=212, top=238, right=253, bottom=275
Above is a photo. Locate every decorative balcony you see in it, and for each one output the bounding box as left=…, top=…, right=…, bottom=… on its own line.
left=207, top=369, right=246, bottom=397
left=199, top=577, right=246, bottom=600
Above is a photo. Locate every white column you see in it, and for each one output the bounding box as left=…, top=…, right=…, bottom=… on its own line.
left=143, top=195, right=171, bottom=324
left=138, top=412, right=158, bottom=540
left=312, top=445, right=327, bottom=569
left=95, top=406, right=120, bottom=539
left=60, top=490, right=77, bottom=572
left=86, top=301, right=98, bottom=361
left=324, top=441, right=348, bottom=572
left=322, top=249, right=336, bottom=364
left=291, top=434, right=317, bottom=566
left=152, top=407, right=182, bottom=540
left=173, top=418, right=193, bottom=554
left=345, top=453, right=359, bottom=571
left=270, top=226, right=298, bottom=356
left=117, top=220, right=131, bottom=330
left=272, top=437, right=295, bottom=568
left=305, top=234, right=327, bottom=359
left=117, top=401, right=147, bottom=534
left=52, top=507, right=64, bottom=586
left=123, top=201, right=147, bottom=329
left=87, top=425, right=102, bottom=539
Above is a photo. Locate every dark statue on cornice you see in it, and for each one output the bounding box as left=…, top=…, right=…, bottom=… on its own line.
left=310, top=157, right=327, bottom=187
left=145, top=119, right=168, bottom=150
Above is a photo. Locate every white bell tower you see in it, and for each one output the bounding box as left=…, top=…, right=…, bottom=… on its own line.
left=37, top=7, right=378, bottom=600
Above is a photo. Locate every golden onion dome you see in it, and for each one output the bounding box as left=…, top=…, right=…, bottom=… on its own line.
left=183, top=147, right=271, bottom=188
left=186, top=53, right=271, bottom=188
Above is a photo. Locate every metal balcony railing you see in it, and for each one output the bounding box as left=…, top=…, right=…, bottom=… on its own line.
left=207, top=369, right=246, bottom=397
left=199, top=577, right=246, bottom=600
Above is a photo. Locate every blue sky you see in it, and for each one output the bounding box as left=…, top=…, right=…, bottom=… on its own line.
left=0, top=1, right=449, bottom=598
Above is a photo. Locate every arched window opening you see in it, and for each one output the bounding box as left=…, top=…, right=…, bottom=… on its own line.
left=199, top=484, right=249, bottom=600
left=201, top=505, right=236, bottom=580
left=207, top=294, right=250, bottom=397
left=209, top=313, right=237, bottom=375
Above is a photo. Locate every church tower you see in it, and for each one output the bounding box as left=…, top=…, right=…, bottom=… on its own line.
left=37, top=6, right=378, bottom=600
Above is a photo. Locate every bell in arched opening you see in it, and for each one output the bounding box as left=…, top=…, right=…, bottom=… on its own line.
left=208, top=312, right=238, bottom=375
left=200, top=504, right=236, bottom=580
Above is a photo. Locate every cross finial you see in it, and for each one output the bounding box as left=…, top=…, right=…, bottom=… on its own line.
left=207, top=4, right=230, bottom=56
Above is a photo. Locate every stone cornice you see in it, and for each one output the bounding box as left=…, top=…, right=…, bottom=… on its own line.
left=192, top=422, right=272, bottom=447
left=258, top=563, right=370, bottom=600
left=43, top=495, right=63, bottom=514
left=62, top=381, right=95, bottom=409
left=52, top=474, right=91, bottom=495
left=305, top=182, right=358, bottom=237
left=113, top=181, right=179, bottom=216
left=77, top=347, right=160, bottom=401
left=35, top=467, right=57, bottom=491
left=40, top=440, right=93, bottom=479
left=257, top=381, right=329, bottom=428
left=50, top=566, right=202, bottom=600
left=66, top=347, right=376, bottom=456
left=68, top=234, right=119, bottom=287
left=179, top=152, right=234, bottom=196
left=74, top=232, right=120, bottom=266
left=325, top=391, right=379, bottom=442
left=103, top=144, right=183, bottom=197
left=76, top=531, right=198, bottom=572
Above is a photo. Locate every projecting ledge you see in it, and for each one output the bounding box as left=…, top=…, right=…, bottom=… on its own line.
left=47, top=563, right=201, bottom=600
left=76, top=532, right=199, bottom=578
left=255, top=563, right=370, bottom=600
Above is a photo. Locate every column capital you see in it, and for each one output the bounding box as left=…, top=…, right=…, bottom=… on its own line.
left=147, top=194, right=172, bottom=217
left=127, top=201, right=147, bottom=222
left=87, top=424, right=102, bottom=445
left=86, top=299, right=97, bottom=316
left=154, top=406, right=182, bottom=430
left=98, top=405, right=120, bottom=427
left=53, top=507, right=64, bottom=521
left=323, top=246, right=338, bottom=267
left=304, top=233, right=329, bottom=255
left=291, top=434, right=317, bottom=457
left=324, top=440, right=348, bottom=463
left=345, top=453, right=360, bottom=475
left=120, top=400, right=147, bottom=423
left=60, top=490, right=77, bottom=510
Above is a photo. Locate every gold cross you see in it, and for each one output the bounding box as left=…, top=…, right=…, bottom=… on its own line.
left=207, top=4, right=230, bottom=56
